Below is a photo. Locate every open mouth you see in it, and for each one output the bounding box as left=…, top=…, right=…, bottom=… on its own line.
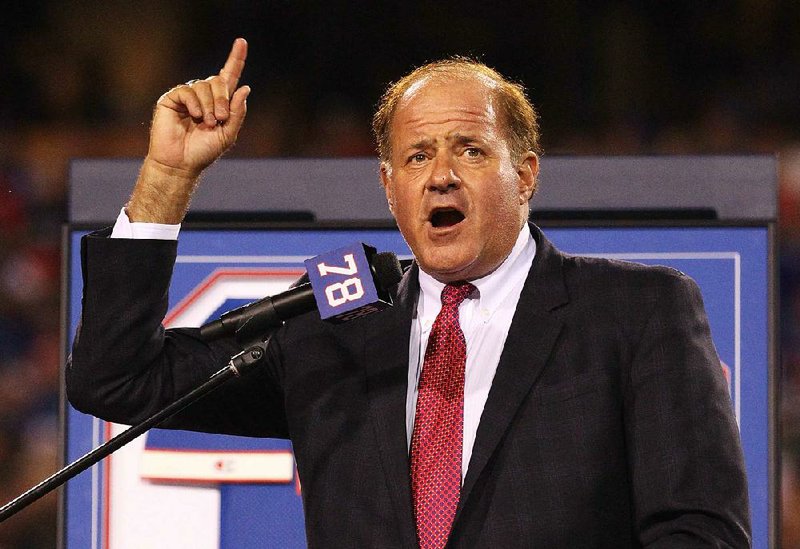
left=430, top=208, right=466, bottom=228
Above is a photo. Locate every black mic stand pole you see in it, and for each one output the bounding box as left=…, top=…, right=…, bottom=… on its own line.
left=0, top=335, right=272, bottom=523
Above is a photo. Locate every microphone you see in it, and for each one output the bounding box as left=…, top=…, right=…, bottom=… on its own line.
left=199, top=243, right=403, bottom=342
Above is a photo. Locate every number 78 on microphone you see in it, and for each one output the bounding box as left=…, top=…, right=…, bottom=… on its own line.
left=304, top=242, right=394, bottom=323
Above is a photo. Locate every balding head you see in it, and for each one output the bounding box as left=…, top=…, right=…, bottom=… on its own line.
left=372, top=57, right=542, bottom=167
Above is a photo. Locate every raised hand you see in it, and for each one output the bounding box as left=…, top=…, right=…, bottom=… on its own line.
left=127, top=38, right=251, bottom=223
left=149, top=38, right=250, bottom=174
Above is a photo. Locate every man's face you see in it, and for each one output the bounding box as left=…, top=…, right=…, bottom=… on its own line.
left=380, top=76, right=538, bottom=283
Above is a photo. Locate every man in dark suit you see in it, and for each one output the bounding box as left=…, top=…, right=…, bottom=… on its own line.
left=67, top=38, right=751, bottom=547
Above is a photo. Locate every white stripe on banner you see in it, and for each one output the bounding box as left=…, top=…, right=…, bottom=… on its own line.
left=140, top=450, right=295, bottom=483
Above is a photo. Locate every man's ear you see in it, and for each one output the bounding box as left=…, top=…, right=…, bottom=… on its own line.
left=380, top=162, right=394, bottom=213
left=517, top=152, right=539, bottom=203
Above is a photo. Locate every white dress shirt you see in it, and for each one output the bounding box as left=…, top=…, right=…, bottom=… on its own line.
left=110, top=208, right=181, bottom=240
left=407, top=224, right=536, bottom=480
left=112, top=210, right=537, bottom=480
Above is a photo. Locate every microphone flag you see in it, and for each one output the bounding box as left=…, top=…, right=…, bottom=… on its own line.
left=304, top=242, right=394, bottom=323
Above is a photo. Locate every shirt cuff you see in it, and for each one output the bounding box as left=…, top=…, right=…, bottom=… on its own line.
left=110, top=207, right=181, bottom=240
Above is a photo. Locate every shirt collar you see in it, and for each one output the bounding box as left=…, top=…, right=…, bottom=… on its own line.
left=417, top=223, right=536, bottom=319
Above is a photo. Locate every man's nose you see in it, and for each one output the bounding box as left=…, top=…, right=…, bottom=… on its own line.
left=427, top=155, right=461, bottom=192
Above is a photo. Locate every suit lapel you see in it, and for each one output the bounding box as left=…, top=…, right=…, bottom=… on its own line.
left=364, top=265, right=418, bottom=546
left=456, top=225, right=569, bottom=517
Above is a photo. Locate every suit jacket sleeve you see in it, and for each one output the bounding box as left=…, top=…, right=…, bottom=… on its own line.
left=66, top=230, right=290, bottom=438
left=624, top=270, right=751, bottom=547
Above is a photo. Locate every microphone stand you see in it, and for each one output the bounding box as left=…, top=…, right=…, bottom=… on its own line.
left=0, top=334, right=273, bottom=523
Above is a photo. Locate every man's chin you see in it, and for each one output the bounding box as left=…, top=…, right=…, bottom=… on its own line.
left=417, top=256, right=478, bottom=283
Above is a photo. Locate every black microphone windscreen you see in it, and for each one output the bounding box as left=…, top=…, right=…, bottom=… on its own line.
left=372, top=252, right=403, bottom=288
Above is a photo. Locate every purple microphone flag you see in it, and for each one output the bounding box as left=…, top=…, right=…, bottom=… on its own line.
left=304, top=242, right=391, bottom=323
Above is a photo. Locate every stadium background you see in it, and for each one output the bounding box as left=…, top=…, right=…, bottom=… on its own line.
left=1, top=2, right=799, bottom=545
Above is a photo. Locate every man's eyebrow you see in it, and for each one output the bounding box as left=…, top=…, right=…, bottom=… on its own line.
left=451, top=134, right=481, bottom=145
left=406, top=137, right=435, bottom=151
left=405, top=134, right=482, bottom=151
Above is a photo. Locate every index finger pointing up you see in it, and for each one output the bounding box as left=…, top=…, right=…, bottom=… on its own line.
left=219, top=38, right=248, bottom=94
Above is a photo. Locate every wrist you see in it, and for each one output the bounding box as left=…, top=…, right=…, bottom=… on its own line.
left=141, top=156, right=202, bottom=182
left=126, top=158, right=201, bottom=224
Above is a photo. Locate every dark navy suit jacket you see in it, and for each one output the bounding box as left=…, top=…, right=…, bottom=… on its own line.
left=67, top=224, right=750, bottom=547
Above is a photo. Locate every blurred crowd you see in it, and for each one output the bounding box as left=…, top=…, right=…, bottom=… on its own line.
left=2, top=1, right=800, bottom=546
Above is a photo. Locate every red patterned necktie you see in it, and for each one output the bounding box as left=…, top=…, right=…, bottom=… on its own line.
left=410, top=281, right=475, bottom=549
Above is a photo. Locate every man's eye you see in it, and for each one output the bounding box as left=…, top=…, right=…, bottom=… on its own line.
left=409, top=153, right=427, bottom=163
left=465, top=147, right=482, bottom=157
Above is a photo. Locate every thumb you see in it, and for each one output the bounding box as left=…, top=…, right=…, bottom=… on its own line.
left=226, top=85, right=250, bottom=135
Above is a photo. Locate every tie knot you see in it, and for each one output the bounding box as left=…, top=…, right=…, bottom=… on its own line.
left=441, top=282, right=475, bottom=308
